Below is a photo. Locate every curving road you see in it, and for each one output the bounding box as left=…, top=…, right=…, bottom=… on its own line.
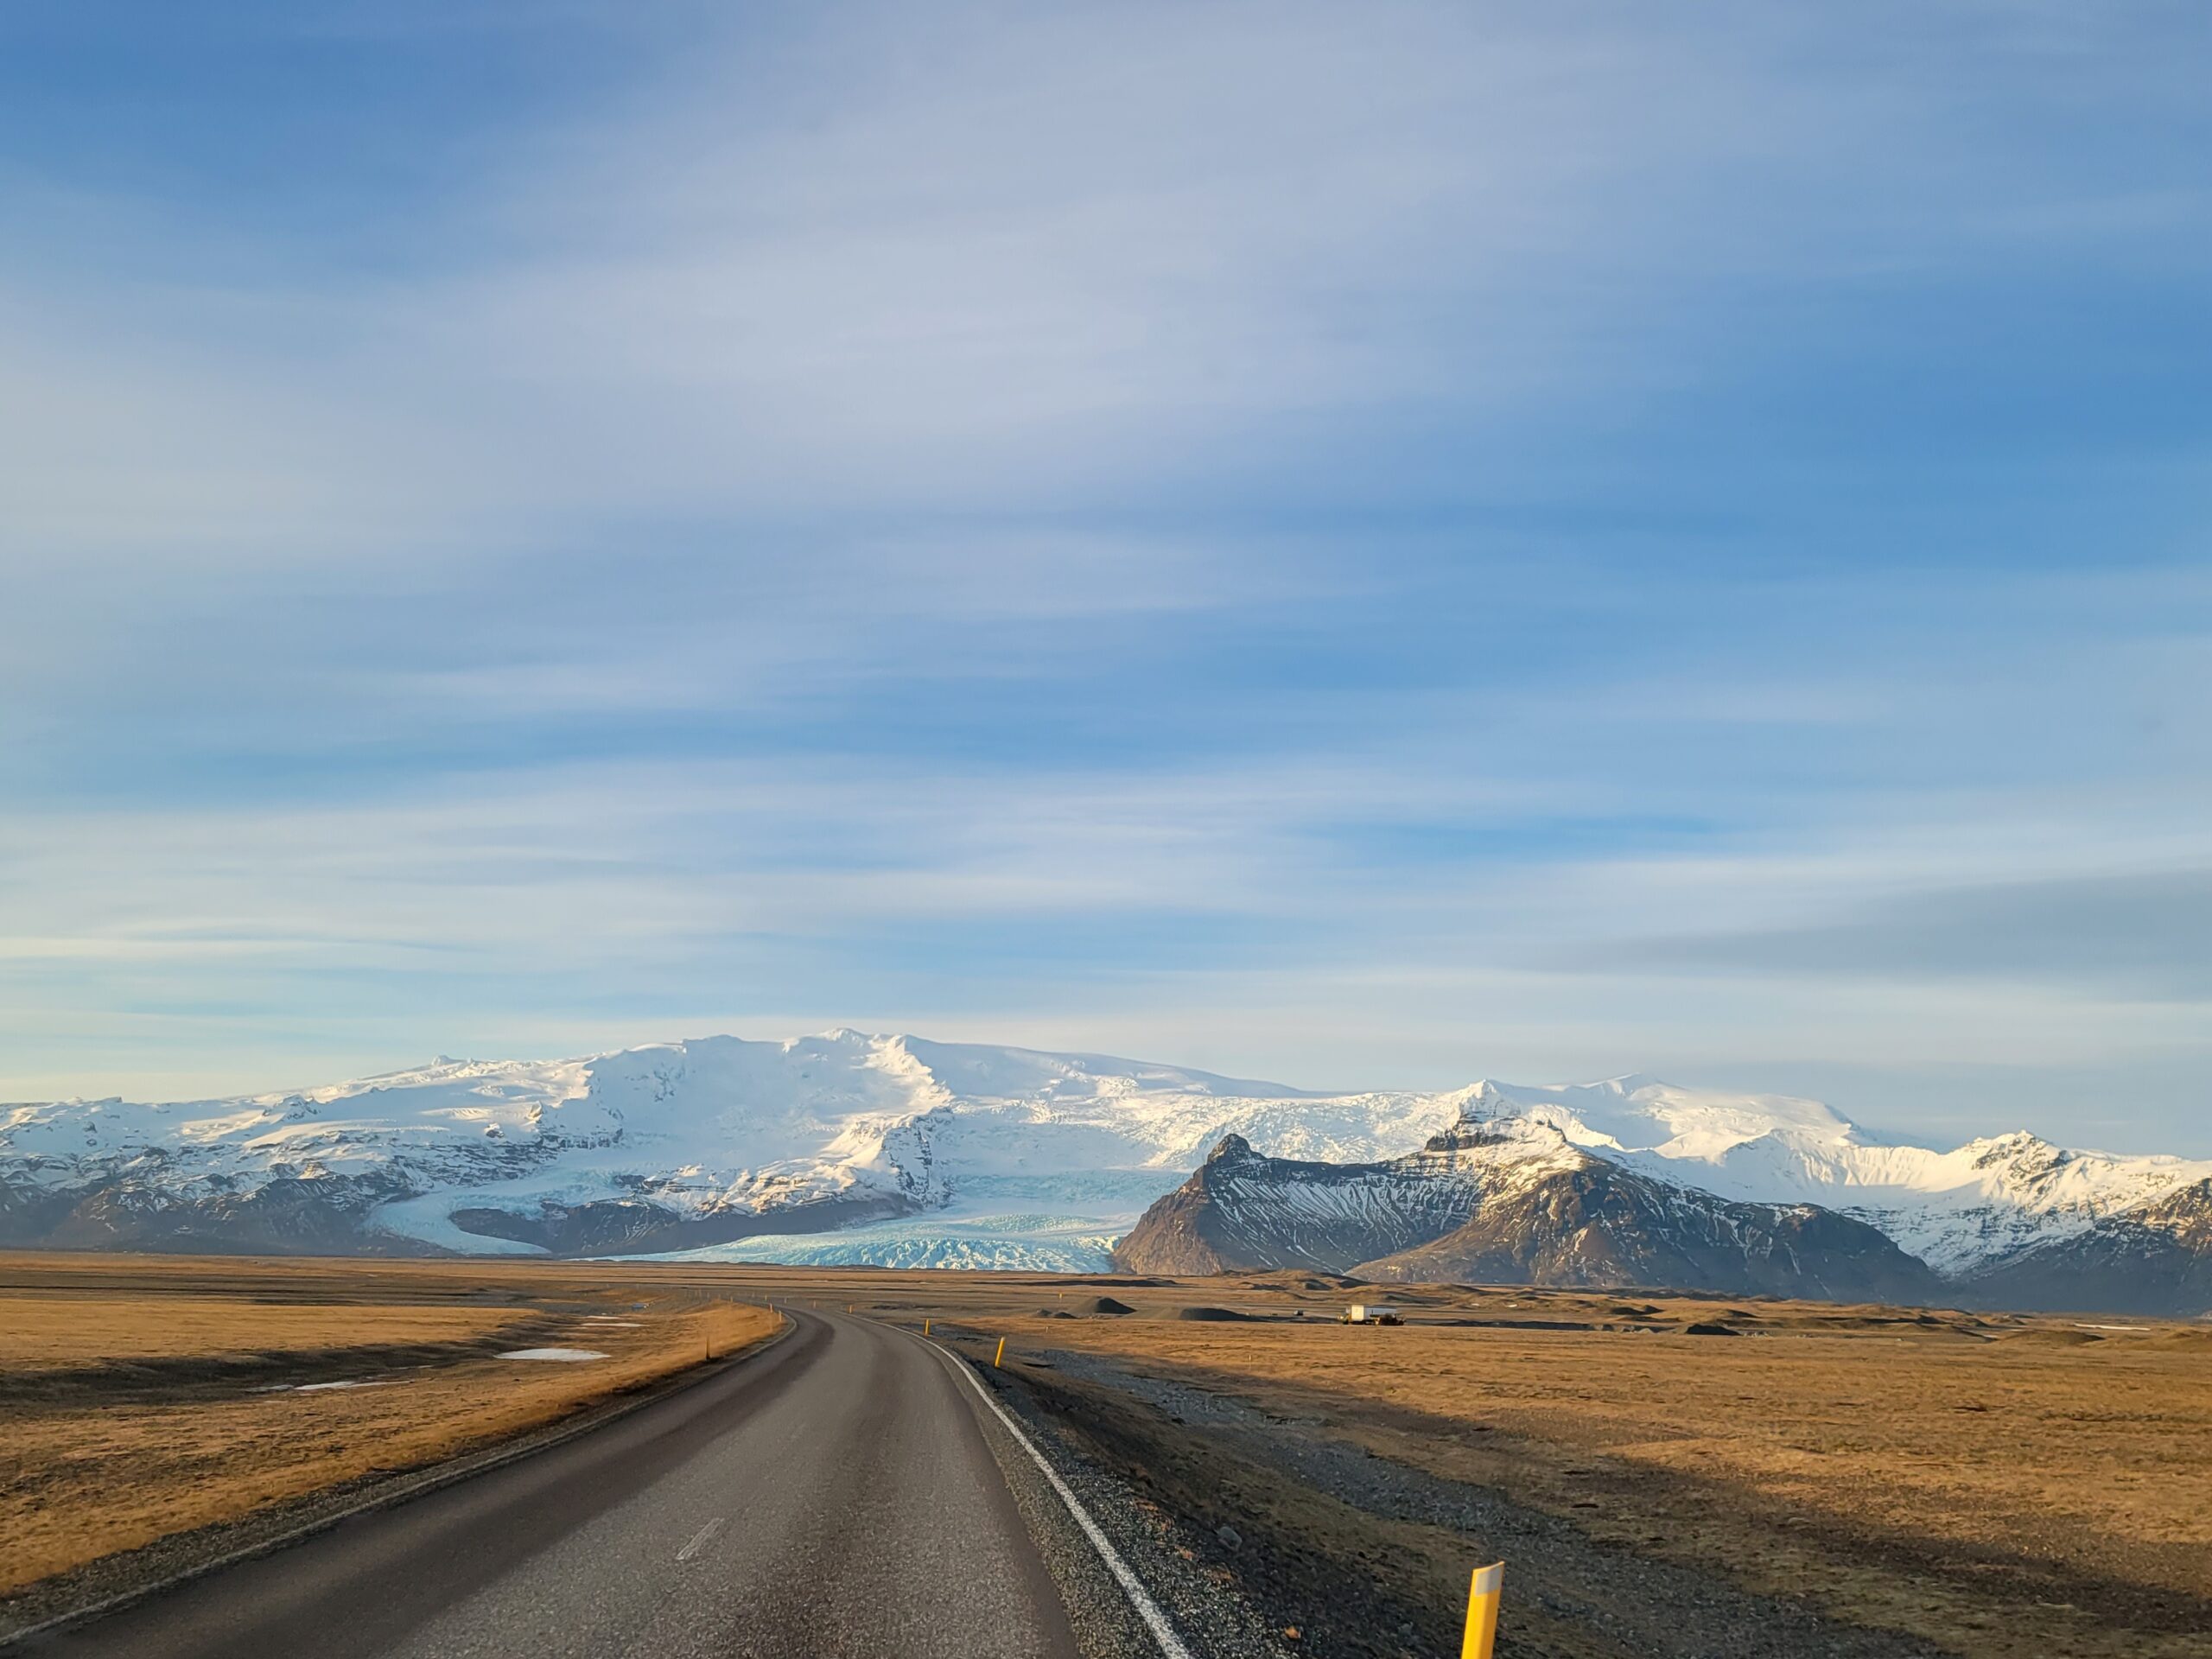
left=22, top=1312, right=1115, bottom=1659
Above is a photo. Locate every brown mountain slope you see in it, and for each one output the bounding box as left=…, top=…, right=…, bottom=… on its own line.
left=1354, top=1160, right=1947, bottom=1302
left=1116, top=1127, right=1947, bottom=1303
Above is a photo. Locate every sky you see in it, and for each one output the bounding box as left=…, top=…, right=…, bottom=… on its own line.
left=1, top=2, right=2207, bottom=1150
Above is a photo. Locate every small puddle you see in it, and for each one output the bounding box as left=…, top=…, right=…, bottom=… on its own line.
left=497, top=1348, right=610, bottom=1362
left=252, top=1378, right=394, bottom=1393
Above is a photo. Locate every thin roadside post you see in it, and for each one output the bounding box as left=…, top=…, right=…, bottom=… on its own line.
left=1461, top=1561, right=1503, bottom=1658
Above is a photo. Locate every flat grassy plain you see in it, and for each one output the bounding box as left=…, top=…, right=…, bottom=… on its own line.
left=740, top=1268, right=2212, bottom=1658
left=0, top=1254, right=779, bottom=1597
left=4, top=1255, right=2205, bottom=1656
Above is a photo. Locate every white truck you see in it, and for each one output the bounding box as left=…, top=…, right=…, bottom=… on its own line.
left=1340, top=1304, right=1402, bottom=1325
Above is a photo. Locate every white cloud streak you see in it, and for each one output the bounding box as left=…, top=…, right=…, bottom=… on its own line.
left=0, top=3, right=2206, bottom=1136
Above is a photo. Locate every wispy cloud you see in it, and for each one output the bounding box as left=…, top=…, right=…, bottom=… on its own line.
left=0, top=3, right=2207, bottom=1143
left=1623, top=868, right=2212, bottom=1001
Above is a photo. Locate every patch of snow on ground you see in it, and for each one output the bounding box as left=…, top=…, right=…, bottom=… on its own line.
left=251, top=1378, right=392, bottom=1392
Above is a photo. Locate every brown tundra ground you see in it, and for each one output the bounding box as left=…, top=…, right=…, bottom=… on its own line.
left=3, top=1255, right=2207, bottom=1658
left=741, top=1265, right=2212, bottom=1659
left=0, top=1252, right=779, bottom=1602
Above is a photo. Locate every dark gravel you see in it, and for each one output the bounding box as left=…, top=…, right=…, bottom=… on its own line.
left=960, top=1351, right=1294, bottom=1659
left=1014, top=1348, right=1950, bottom=1659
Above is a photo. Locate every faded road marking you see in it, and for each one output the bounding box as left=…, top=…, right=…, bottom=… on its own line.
left=676, top=1517, right=726, bottom=1562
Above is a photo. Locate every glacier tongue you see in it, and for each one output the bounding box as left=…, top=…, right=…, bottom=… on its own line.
left=633, top=1174, right=1178, bottom=1272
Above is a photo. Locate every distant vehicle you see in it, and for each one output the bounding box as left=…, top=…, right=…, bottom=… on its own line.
left=1341, top=1304, right=1402, bottom=1325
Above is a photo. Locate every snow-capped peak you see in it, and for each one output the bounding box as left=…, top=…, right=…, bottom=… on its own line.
left=1451, top=1075, right=1859, bottom=1164
left=4, top=1033, right=2207, bottom=1282
left=1428, top=1072, right=2212, bottom=1274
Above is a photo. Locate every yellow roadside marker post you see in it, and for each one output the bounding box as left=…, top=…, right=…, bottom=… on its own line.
left=1461, top=1562, right=1503, bottom=1659
left=995, top=1337, right=1007, bottom=1368
left=924, top=1319, right=931, bottom=1336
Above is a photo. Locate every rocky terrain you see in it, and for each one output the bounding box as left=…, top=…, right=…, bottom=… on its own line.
left=1114, top=1122, right=1947, bottom=1305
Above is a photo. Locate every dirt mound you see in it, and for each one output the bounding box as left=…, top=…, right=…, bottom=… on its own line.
left=1175, top=1306, right=1252, bottom=1322
left=1037, top=1309, right=1077, bottom=1319
left=1080, top=1296, right=1135, bottom=1316
left=1682, top=1322, right=1739, bottom=1337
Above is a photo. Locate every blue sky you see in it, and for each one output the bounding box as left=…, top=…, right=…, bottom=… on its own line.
left=2, top=3, right=2207, bottom=1149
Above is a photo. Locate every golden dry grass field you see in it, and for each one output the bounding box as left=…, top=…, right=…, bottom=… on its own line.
left=0, top=1253, right=779, bottom=1596
left=736, top=1267, right=2212, bottom=1659
left=4, top=1255, right=2207, bottom=1658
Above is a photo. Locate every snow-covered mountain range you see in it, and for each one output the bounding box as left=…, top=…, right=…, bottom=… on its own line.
left=3, top=1033, right=2207, bottom=1312
left=1113, top=1078, right=2212, bottom=1313
left=0, top=1033, right=1443, bottom=1268
left=1423, top=1076, right=2212, bottom=1277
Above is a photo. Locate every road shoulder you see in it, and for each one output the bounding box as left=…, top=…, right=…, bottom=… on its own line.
left=974, top=1343, right=1959, bottom=1659
left=921, top=1328, right=1293, bottom=1659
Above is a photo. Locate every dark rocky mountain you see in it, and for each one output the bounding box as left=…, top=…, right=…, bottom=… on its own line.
left=1955, top=1179, right=2212, bottom=1316
left=1102, top=1132, right=1484, bottom=1274
left=443, top=1190, right=911, bottom=1255
left=1113, top=1125, right=1942, bottom=1302
left=0, top=1166, right=441, bottom=1255
left=1115, top=1125, right=2201, bottom=1312
left=1352, top=1160, right=1945, bottom=1301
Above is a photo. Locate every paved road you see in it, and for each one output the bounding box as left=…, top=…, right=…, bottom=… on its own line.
left=24, top=1312, right=1094, bottom=1659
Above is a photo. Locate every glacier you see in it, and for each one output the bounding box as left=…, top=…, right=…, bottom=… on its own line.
left=3, top=1031, right=2206, bottom=1281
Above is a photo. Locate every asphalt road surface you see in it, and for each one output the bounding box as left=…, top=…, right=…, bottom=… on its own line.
left=22, top=1311, right=1119, bottom=1659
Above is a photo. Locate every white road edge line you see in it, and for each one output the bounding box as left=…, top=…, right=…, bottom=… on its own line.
left=675, top=1516, right=725, bottom=1562
left=924, top=1334, right=1195, bottom=1659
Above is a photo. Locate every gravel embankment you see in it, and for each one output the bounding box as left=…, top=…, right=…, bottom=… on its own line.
left=952, top=1345, right=1295, bottom=1659
left=982, top=1344, right=1948, bottom=1659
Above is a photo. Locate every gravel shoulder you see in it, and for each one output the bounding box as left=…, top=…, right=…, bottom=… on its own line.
left=934, top=1332, right=1295, bottom=1659
left=967, top=1338, right=1955, bottom=1659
